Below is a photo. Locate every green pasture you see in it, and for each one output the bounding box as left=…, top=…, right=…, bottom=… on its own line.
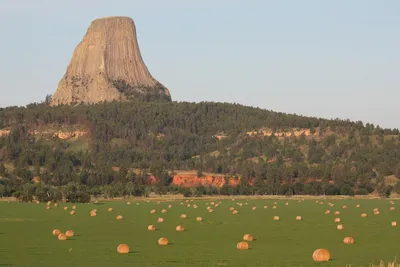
left=0, top=199, right=399, bottom=267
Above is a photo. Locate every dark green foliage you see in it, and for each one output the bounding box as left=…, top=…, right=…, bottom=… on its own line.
left=0, top=100, right=399, bottom=198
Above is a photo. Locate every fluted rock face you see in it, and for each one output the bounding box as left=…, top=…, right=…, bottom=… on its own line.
left=51, top=16, right=170, bottom=106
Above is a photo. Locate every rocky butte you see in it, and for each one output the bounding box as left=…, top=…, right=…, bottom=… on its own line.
left=51, top=16, right=171, bottom=106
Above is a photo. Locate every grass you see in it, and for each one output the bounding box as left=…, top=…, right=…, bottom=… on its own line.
left=0, top=199, right=399, bottom=267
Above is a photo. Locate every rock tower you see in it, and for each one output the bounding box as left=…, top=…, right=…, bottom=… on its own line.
left=51, top=16, right=170, bottom=106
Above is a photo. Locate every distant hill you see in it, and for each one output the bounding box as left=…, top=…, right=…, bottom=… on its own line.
left=0, top=101, right=399, bottom=201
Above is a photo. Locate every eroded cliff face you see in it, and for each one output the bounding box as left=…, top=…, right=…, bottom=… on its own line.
left=51, top=16, right=170, bottom=106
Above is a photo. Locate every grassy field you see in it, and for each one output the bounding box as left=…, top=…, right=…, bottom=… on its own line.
left=0, top=199, right=399, bottom=267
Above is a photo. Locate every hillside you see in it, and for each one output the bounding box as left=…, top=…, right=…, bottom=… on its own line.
left=0, top=101, right=399, bottom=201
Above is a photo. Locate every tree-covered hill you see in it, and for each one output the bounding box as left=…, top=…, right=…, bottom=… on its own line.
left=0, top=100, right=399, bottom=201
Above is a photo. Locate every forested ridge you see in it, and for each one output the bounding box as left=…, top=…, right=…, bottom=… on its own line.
left=0, top=100, right=400, bottom=202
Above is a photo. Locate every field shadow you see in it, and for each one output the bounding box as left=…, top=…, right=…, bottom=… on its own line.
left=128, top=251, right=140, bottom=254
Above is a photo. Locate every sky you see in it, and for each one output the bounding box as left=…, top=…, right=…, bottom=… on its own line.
left=0, top=0, right=399, bottom=129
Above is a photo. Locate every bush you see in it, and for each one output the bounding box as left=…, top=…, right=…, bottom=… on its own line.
left=355, top=188, right=369, bottom=195
left=340, top=184, right=355, bottom=196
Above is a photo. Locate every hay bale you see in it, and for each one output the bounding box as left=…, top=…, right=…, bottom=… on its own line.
left=236, top=241, right=249, bottom=250
left=64, top=207, right=68, bottom=211
left=264, top=205, right=268, bottom=209
left=176, top=225, right=184, bottom=232
left=148, top=225, right=156, bottom=231
left=361, top=213, right=367, bottom=218
left=334, top=211, right=340, bottom=215
left=168, top=204, right=172, bottom=209
left=69, top=210, right=75, bottom=215
left=252, top=206, right=257, bottom=210
left=180, top=214, right=187, bottom=219
left=215, top=204, right=219, bottom=207
left=90, top=212, right=96, bottom=217
left=117, top=244, right=129, bottom=254
left=343, top=237, right=354, bottom=244
left=285, top=202, right=289, bottom=206
left=342, top=206, right=347, bottom=209
left=272, top=206, right=277, bottom=209
left=296, top=216, right=302, bottom=221
left=72, top=205, right=76, bottom=210
left=127, top=202, right=131, bottom=205
left=54, top=203, right=58, bottom=207
left=58, top=233, right=67, bottom=241
left=66, top=230, right=74, bottom=237
left=150, top=209, right=156, bottom=214
left=208, top=208, right=214, bottom=213
left=312, top=249, right=330, bottom=262
left=108, top=208, right=113, bottom=212
left=243, top=234, right=253, bottom=241
left=196, top=217, right=202, bottom=222
left=230, top=207, right=235, bottom=211
left=47, top=201, right=52, bottom=206
left=319, top=202, right=324, bottom=205
left=390, top=207, right=395, bottom=211
left=325, top=210, right=331, bottom=215
left=157, top=218, right=164, bottom=223
left=273, top=216, right=280, bottom=221
left=116, top=215, right=123, bottom=220
left=187, top=204, right=191, bottom=208
left=232, top=210, right=238, bottom=215
left=374, top=211, right=380, bottom=215
left=46, top=206, right=51, bottom=210
left=211, top=202, right=215, bottom=205
left=337, top=224, right=344, bottom=230
left=52, top=229, right=61, bottom=236
left=373, top=208, right=379, bottom=212
left=193, top=204, right=198, bottom=209
left=334, top=218, right=341, bottom=223
left=158, top=237, right=168, bottom=246
left=392, top=221, right=397, bottom=227
left=161, top=209, right=167, bottom=213
left=356, top=204, right=360, bottom=208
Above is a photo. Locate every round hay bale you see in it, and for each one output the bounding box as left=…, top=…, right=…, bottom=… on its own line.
left=158, top=237, right=168, bottom=246
left=58, top=233, right=67, bottom=241
left=46, top=206, right=51, bottom=210
left=334, top=211, right=340, bottom=215
left=72, top=205, right=76, bottom=210
left=193, top=204, right=198, bottom=209
left=356, top=204, right=360, bottom=208
left=274, top=202, right=277, bottom=205
left=343, top=237, right=354, bottom=244
left=230, top=207, right=235, bottom=211
left=334, top=218, right=341, bottom=223
left=252, top=206, right=257, bottom=210
left=176, top=225, right=184, bottom=232
left=285, top=202, right=289, bottom=206
left=264, top=205, right=268, bottom=209
left=392, top=221, right=397, bottom=227
left=272, top=206, right=277, bottom=209
left=207, top=206, right=211, bottom=210
left=215, top=204, right=219, bottom=208
left=187, top=204, right=191, bottom=208
left=296, top=216, right=302, bottom=221
left=64, top=207, right=68, bottom=211
left=168, top=204, right=172, bottom=209
left=373, top=208, right=379, bottom=212
left=273, top=216, right=280, bottom=221
left=150, top=209, right=156, bottom=214
left=342, top=206, right=347, bottom=209
left=325, top=210, right=331, bottom=215
left=127, top=202, right=131, bottom=205
left=52, top=229, right=61, bottom=236
left=90, top=212, right=96, bottom=217
left=148, top=225, right=156, bottom=231
left=374, top=211, right=380, bottom=215
left=337, top=224, right=344, bottom=230
left=236, top=241, right=249, bottom=250
left=69, top=210, right=75, bottom=215
left=312, top=249, right=330, bottom=262
left=47, top=201, right=52, bottom=206
left=319, top=202, right=324, bottom=205
left=108, top=208, right=113, bottom=212
left=117, top=244, right=129, bottom=254
left=116, top=215, right=123, bottom=220
left=232, top=210, right=238, bottom=215
left=196, top=217, right=202, bottom=222
left=243, top=234, right=253, bottom=241
left=161, top=209, right=167, bottom=213
left=66, top=230, right=74, bottom=237
left=390, top=207, right=395, bottom=211
left=361, top=213, right=367, bottom=218
left=157, top=218, right=164, bottom=223
left=208, top=208, right=214, bottom=213
left=180, top=214, right=187, bottom=219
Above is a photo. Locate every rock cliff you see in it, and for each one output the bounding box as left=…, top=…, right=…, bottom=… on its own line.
left=51, top=16, right=170, bottom=106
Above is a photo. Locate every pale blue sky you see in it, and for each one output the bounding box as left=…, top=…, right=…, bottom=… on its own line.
left=0, top=0, right=399, bottom=128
